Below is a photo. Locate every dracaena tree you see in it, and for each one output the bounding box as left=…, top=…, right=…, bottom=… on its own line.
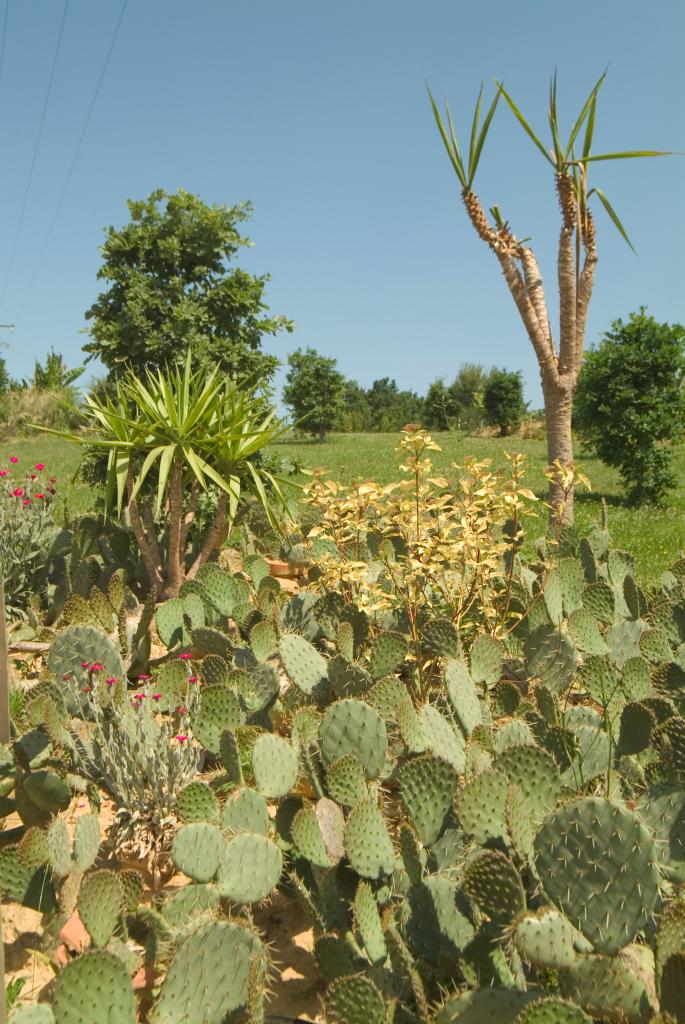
left=43, top=354, right=292, bottom=598
left=428, top=72, right=670, bottom=520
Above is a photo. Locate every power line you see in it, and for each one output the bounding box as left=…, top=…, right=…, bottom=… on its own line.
left=15, top=0, right=128, bottom=321
left=0, top=0, right=70, bottom=311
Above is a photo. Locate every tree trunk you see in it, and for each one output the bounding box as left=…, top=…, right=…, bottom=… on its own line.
left=543, top=375, right=575, bottom=523
left=163, top=458, right=185, bottom=599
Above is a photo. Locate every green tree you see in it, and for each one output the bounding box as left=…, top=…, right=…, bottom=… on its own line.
left=483, top=368, right=526, bottom=436
left=365, top=378, right=424, bottom=432
left=424, top=379, right=460, bottom=431
left=84, top=189, right=292, bottom=386
left=574, top=309, right=685, bottom=505
left=340, top=379, right=371, bottom=431
left=283, top=347, right=347, bottom=440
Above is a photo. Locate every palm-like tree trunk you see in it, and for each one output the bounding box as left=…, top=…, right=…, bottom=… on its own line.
left=462, top=176, right=597, bottom=522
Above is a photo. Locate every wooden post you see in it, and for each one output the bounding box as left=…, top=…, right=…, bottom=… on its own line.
left=0, top=580, right=9, bottom=745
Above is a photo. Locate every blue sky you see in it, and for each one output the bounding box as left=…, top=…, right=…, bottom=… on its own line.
left=0, top=0, right=682, bottom=407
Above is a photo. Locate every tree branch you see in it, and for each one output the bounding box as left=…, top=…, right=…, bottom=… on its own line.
left=557, top=174, right=578, bottom=376
left=462, top=190, right=559, bottom=385
left=178, top=480, right=201, bottom=558
left=573, top=210, right=598, bottom=381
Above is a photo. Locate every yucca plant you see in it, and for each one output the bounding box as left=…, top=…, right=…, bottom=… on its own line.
left=428, top=72, right=672, bottom=520
left=40, top=353, right=292, bottom=597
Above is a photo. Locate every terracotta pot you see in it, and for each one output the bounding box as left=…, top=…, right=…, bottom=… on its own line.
left=266, top=558, right=293, bottom=579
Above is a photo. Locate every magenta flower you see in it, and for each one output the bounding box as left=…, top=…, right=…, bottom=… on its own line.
left=175, top=706, right=188, bottom=715
left=152, top=693, right=162, bottom=701
left=35, top=492, right=44, bottom=499
left=133, top=693, right=145, bottom=702
left=138, top=673, right=152, bottom=681
left=12, top=488, right=24, bottom=497
left=35, top=463, right=44, bottom=471
left=30, top=473, right=37, bottom=480
left=80, top=662, right=90, bottom=669
left=22, top=498, right=30, bottom=506
left=178, top=653, right=192, bottom=661
left=175, top=734, right=188, bottom=743
left=82, top=687, right=91, bottom=694
left=105, top=678, right=116, bottom=686
left=9, top=456, right=18, bottom=464
left=188, top=676, right=199, bottom=683
left=90, top=663, right=104, bottom=672
left=0, top=470, right=7, bottom=477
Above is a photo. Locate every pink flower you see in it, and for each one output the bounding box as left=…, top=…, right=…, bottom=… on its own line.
left=9, top=456, right=18, bottom=464
left=175, top=706, right=188, bottom=715
left=35, top=463, right=44, bottom=471
left=35, top=492, right=44, bottom=499
left=80, top=662, right=90, bottom=669
left=175, top=734, right=188, bottom=743
left=138, top=673, right=151, bottom=681
left=91, top=663, right=104, bottom=672
left=152, top=693, right=162, bottom=701
left=133, top=693, right=145, bottom=701
left=12, top=488, right=24, bottom=497
left=105, top=678, right=116, bottom=686
left=188, top=676, right=199, bottom=683
left=178, top=653, right=192, bottom=661
left=22, top=498, right=30, bottom=506
left=0, top=470, right=6, bottom=477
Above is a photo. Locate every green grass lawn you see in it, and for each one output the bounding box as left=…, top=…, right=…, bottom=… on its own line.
left=3, top=431, right=683, bottom=584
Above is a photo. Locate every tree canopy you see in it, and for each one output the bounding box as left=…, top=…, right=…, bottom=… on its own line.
left=574, top=309, right=685, bottom=504
left=84, top=189, right=292, bottom=386
left=283, top=347, right=347, bottom=440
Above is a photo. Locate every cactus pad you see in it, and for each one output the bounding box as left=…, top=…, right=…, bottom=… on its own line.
left=514, top=907, right=577, bottom=969
left=150, top=920, right=265, bottom=1024
left=326, top=974, right=385, bottom=1024
left=279, top=633, right=328, bottom=697
left=172, top=822, right=224, bottom=882
left=325, top=752, right=368, bottom=807
left=515, top=999, right=592, bottom=1024
left=399, top=754, right=456, bottom=844
left=368, top=631, right=406, bottom=679
left=344, top=798, right=395, bottom=879
left=463, top=849, right=525, bottom=924
left=176, top=781, right=220, bottom=824
left=216, top=832, right=282, bottom=903
left=192, top=685, right=243, bottom=753
left=445, top=659, right=482, bottom=737
left=454, top=769, right=510, bottom=846
left=77, top=869, right=123, bottom=947
left=52, top=951, right=135, bottom=1024
left=221, top=786, right=269, bottom=835
left=251, top=734, right=299, bottom=798
left=535, top=797, right=660, bottom=954
left=319, top=699, right=387, bottom=779
left=469, top=634, right=503, bottom=686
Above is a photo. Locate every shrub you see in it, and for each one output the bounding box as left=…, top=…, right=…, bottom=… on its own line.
left=574, top=309, right=685, bottom=504
left=0, top=385, right=82, bottom=435
left=0, top=454, right=59, bottom=615
left=483, top=367, right=526, bottom=436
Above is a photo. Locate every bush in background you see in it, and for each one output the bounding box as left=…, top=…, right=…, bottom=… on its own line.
left=483, top=367, right=526, bottom=436
left=574, top=309, right=685, bottom=505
